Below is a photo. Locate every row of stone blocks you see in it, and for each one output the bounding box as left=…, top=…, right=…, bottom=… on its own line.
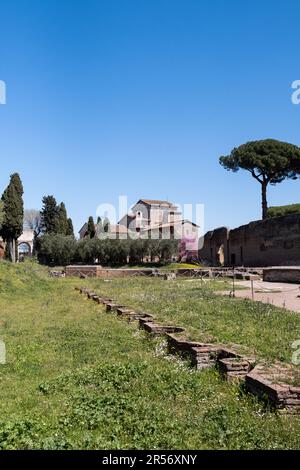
left=166, top=332, right=256, bottom=376
left=75, top=286, right=300, bottom=413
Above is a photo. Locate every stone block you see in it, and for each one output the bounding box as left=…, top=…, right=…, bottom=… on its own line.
left=138, top=315, right=155, bottom=327
left=87, top=291, right=97, bottom=299
left=166, top=333, right=207, bottom=356
left=245, top=363, right=300, bottom=414
left=166, top=333, right=219, bottom=369
left=96, top=297, right=113, bottom=304
left=117, top=308, right=154, bottom=323
left=106, top=303, right=124, bottom=312
left=140, top=322, right=185, bottom=336
left=189, top=345, right=220, bottom=370
left=218, top=357, right=255, bottom=381
left=116, top=307, right=135, bottom=316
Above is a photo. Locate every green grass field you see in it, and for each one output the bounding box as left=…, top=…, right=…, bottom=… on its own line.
left=0, top=261, right=300, bottom=450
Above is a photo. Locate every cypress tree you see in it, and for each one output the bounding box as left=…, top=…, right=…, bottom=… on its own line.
left=87, top=216, right=96, bottom=238
left=40, top=196, right=59, bottom=234
left=66, top=218, right=74, bottom=237
left=57, top=202, right=68, bottom=235
left=1, top=173, right=24, bottom=262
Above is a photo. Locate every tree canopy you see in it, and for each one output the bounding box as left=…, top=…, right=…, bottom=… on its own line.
left=220, top=139, right=300, bottom=219
left=66, top=218, right=74, bottom=237
left=40, top=195, right=59, bottom=234
left=40, top=196, right=74, bottom=236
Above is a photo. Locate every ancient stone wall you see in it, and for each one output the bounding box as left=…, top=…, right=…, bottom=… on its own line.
left=199, top=227, right=230, bottom=266
left=229, top=214, right=300, bottom=267
left=199, top=214, right=300, bottom=267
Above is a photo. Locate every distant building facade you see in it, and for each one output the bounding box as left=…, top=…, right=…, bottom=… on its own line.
left=118, top=199, right=181, bottom=233
left=79, top=199, right=200, bottom=260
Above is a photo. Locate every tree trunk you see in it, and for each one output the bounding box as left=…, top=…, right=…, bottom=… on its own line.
left=9, top=238, right=16, bottom=263
left=15, top=238, right=18, bottom=262
left=261, top=182, right=268, bottom=220
left=9, top=238, right=18, bottom=263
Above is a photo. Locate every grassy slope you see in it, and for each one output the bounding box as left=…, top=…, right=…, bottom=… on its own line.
left=0, top=261, right=299, bottom=449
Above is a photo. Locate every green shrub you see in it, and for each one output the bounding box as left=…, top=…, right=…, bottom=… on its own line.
left=36, top=234, right=77, bottom=266
left=267, top=203, right=300, bottom=218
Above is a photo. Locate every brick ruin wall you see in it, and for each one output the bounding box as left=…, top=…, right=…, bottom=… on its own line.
left=199, top=213, right=300, bottom=267
left=199, top=227, right=230, bottom=266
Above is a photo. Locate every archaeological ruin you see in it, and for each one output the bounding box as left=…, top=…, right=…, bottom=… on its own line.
left=199, top=213, right=300, bottom=267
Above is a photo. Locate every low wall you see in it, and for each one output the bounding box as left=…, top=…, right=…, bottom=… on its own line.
left=263, top=267, right=300, bottom=283
left=65, top=265, right=154, bottom=278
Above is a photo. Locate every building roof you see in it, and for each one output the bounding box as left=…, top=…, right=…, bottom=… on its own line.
left=137, top=199, right=175, bottom=207
left=78, top=222, right=88, bottom=234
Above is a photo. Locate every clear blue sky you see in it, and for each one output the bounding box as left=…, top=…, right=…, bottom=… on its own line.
left=1, top=0, right=300, bottom=235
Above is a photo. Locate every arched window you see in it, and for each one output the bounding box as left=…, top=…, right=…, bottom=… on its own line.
left=18, top=242, right=31, bottom=256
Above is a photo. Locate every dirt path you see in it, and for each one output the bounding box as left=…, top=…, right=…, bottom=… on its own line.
left=217, top=280, right=300, bottom=313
